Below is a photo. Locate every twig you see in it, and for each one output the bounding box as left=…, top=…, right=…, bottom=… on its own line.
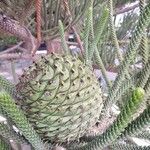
left=0, top=53, right=34, bottom=60
left=0, top=42, right=23, bottom=55
left=17, top=46, right=29, bottom=52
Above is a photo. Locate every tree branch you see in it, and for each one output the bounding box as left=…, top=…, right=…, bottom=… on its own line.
left=0, top=53, right=34, bottom=60
left=115, top=3, right=139, bottom=15
left=0, top=42, right=23, bottom=55
left=0, top=13, right=37, bottom=53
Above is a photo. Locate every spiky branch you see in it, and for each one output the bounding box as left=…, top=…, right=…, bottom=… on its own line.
left=121, top=105, right=150, bottom=138
left=109, top=143, right=150, bottom=150
left=103, top=1, right=150, bottom=116
left=0, top=92, right=48, bottom=150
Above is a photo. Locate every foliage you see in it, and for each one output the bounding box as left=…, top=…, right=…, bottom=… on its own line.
left=0, top=0, right=93, bottom=39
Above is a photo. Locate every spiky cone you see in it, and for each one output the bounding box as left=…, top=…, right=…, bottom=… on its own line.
left=16, top=53, right=103, bottom=143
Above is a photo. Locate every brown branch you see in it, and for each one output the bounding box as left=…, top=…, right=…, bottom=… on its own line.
left=32, top=0, right=42, bottom=56
left=62, top=0, right=72, bottom=19
left=115, top=3, right=139, bottom=15
left=0, top=42, right=23, bottom=55
left=0, top=14, right=30, bottom=41
left=0, top=13, right=37, bottom=54
left=35, top=0, right=42, bottom=43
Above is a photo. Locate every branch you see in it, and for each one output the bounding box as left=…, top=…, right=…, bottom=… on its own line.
left=32, top=0, right=42, bottom=55
left=0, top=42, right=23, bottom=55
left=0, top=13, right=37, bottom=53
left=0, top=53, right=34, bottom=60
left=115, top=3, right=139, bottom=15
left=0, top=14, right=30, bottom=41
